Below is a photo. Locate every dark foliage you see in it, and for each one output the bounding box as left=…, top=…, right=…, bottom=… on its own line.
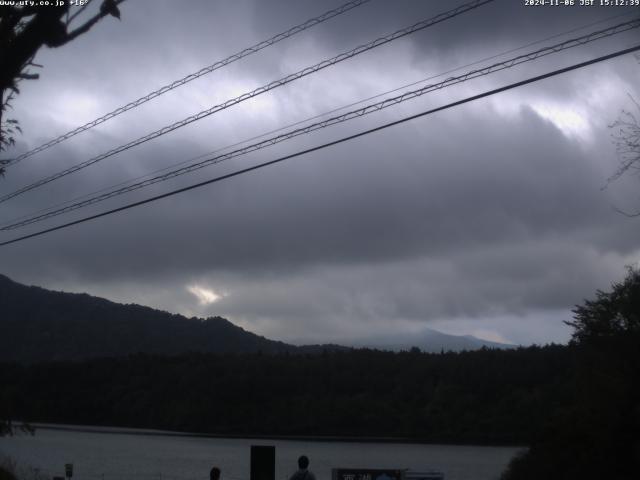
left=502, top=269, right=640, bottom=480
left=0, top=465, right=16, bottom=480
left=0, top=1, right=125, bottom=176
left=0, top=345, right=572, bottom=445
left=567, top=267, right=640, bottom=342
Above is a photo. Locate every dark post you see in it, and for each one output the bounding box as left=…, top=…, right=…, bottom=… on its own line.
left=250, top=445, right=275, bottom=480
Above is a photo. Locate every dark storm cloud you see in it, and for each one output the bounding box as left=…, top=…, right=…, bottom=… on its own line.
left=3, top=105, right=637, bottom=310
left=252, top=0, right=639, bottom=56
left=1, top=0, right=639, bottom=344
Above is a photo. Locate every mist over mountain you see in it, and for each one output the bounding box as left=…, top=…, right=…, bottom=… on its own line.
left=348, top=328, right=515, bottom=352
left=0, top=274, right=510, bottom=363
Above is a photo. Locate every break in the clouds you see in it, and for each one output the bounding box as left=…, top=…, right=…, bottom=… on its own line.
left=187, top=285, right=225, bottom=306
left=1, top=0, right=639, bottom=345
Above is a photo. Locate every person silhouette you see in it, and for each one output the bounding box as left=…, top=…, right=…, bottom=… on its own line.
left=289, top=455, right=316, bottom=480
left=210, top=467, right=221, bottom=480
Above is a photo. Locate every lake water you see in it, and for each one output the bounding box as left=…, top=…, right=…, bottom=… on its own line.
left=0, top=425, right=522, bottom=480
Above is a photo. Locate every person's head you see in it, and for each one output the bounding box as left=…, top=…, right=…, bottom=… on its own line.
left=210, top=467, right=221, bottom=480
left=298, top=456, right=309, bottom=470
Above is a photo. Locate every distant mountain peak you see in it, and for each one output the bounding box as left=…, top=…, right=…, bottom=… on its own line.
left=0, top=274, right=511, bottom=362
left=347, top=327, right=515, bottom=353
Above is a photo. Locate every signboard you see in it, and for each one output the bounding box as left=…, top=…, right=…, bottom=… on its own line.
left=333, top=469, right=404, bottom=480
left=250, top=445, right=275, bottom=480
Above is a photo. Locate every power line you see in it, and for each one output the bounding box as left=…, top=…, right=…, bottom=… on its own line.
left=5, top=8, right=630, bottom=229
left=1, top=43, right=638, bottom=248
left=1, top=0, right=373, bottom=167
left=4, top=6, right=633, bottom=232
left=3, top=18, right=638, bottom=231
left=0, top=0, right=496, bottom=204
left=4, top=18, right=636, bottom=229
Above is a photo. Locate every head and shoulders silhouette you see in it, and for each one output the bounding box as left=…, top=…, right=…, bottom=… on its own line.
left=289, top=455, right=316, bottom=480
left=210, top=467, right=221, bottom=480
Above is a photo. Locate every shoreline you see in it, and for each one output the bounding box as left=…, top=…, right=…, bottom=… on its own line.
left=26, top=422, right=525, bottom=448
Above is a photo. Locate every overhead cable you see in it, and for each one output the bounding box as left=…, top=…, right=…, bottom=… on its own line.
left=1, top=43, right=638, bottom=247
left=0, top=0, right=496, bottom=204
left=4, top=5, right=633, bottom=230
left=9, top=6, right=630, bottom=228
left=3, top=18, right=638, bottom=231
left=2, top=0, right=373, bottom=167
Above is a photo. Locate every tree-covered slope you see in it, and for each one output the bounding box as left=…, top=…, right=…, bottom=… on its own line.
left=0, top=274, right=297, bottom=362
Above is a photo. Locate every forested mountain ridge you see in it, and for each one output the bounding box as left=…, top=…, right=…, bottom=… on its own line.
left=2, top=269, right=638, bottom=477
left=0, top=274, right=302, bottom=362
left=0, top=274, right=510, bottom=363
left=0, top=274, right=570, bottom=446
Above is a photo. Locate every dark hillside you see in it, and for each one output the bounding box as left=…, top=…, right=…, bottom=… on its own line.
left=0, top=274, right=299, bottom=362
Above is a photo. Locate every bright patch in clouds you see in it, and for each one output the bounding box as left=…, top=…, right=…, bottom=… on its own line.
left=187, top=285, right=224, bottom=305
left=52, top=92, right=103, bottom=125
left=490, top=96, right=592, bottom=141
left=530, top=102, right=591, bottom=139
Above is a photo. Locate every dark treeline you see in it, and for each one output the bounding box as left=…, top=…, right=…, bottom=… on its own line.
left=0, top=345, right=572, bottom=445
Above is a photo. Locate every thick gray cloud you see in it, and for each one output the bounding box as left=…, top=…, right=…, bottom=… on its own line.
left=1, top=0, right=639, bottom=345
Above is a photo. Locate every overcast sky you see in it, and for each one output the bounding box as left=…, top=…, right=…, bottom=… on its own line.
left=1, top=0, right=639, bottom=346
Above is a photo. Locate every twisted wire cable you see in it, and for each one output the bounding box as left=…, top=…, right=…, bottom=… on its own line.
left=2, top=43, right=638, bottom=248
left=6, top=7, right=629, bottom=228
left=4, top=18, right=637, bottom=231
left=0, top=0, right=496, bottom=204
left=2, top=0, right=372, bottom=167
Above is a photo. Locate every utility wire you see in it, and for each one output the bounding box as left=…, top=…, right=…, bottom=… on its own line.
left=5, top=8, right=632, bottom=229
left=3, top=18, right=638, bottom=231
left=1, top=0, right=373, bottom=167
left=0, top=0, right=495, bottom=204
left=1, top=43, right=638, bottom=248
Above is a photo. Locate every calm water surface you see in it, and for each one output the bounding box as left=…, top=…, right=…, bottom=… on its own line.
left=0, top=426, right=522, bottom=480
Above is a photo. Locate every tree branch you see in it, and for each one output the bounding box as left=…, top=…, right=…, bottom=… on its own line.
left=612, top=205, right=640, bottom=218
left=17, top=72, right=39, bottom=80
left=64, top=0, right=125, bottom=44
left=66, top=0, right=95, bottom=27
